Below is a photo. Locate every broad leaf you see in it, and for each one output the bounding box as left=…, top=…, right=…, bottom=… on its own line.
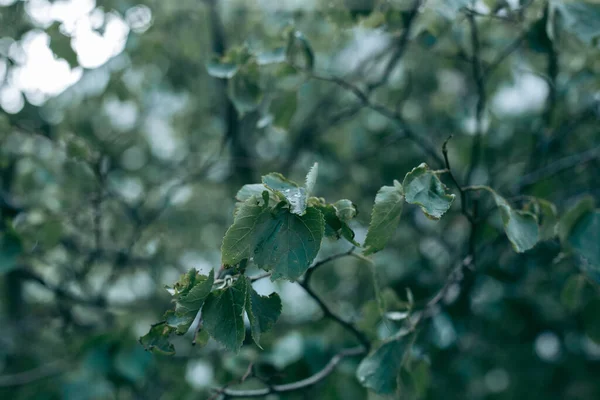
left=262, top=172, right=308, bottom=215
left=165, top=269, right=214, bottom=334
left=245, top=279, right=282, bottom=348
left=236, top=184, right=268, bottom=202
left=222, top=196, right=265, bottom=266
left=305, top=162, right=319, bottom=195
left=491, top=192, right=539, bottom=253
left=253, top=206, right=324, bottom=281
left=403, top=163, right=455, bottom=220
left=557, top=196, right=595, bottom=244
left=363, top=184, right=404, bottom=256
left=139, top=323, right=175, bottom=355
left=357, top=335, right=406, bottom=394
left=202, top=277, right=248, bottom=353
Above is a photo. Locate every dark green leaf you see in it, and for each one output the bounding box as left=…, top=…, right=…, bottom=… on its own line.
left=222, top=196, right=265, bottom=266
left=253, top=206, right=324, bottom=281
left=271, top=91, right=298, bottom=130
left=165, top=269, right=214, bottom=334
left=403, top=164, right=455, bottom=220
left=47, top=22, right=78, bottom=67
left=363, top=184, right=404, bottom=255
left=202, top=277, right=248, bottom=353
left=139, top=323, right=176, bottom=356
left=228, top=61, right=262, bottom=115
left=583, top=298, right=600, bottom=344
left=0, top=230, right=22, bottom=274
left=245, top=278, right=282, bottom=348
left=356, top=335, right=406, bottom=394
left=560, top=274, right=587, bottom=311
left=568, top=210, right=600, bottom=267
left=557, top=196, right=595, bottom=244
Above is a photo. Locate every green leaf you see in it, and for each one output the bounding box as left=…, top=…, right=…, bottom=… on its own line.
left=334, top=199, right=357, bottom=222
left=557, top=196, right=595, bottom=244
left=363, top=184, right=404, bottom=256
left=194, top=329, right=210, bottom=348
left=245, top=279, right=282, bottom=348
left=491, top=191, right=539, bottom=253
left=286, top=30, right=314, bottom=70
left=553, top=0, right=600, bottom=45
left=560, top=274, right=587, bottom=311
left=0, top=230, right=22, bottom=274
left=236, top=184, right=268, bottom=202
left=262, top=173, right=307, bottom=215
left=271, top=91, right=298, bottom=130
left=583, top=298, right=600, bottom=344
left=253, top=206, right=324, bottom=281
left=568, top=210, right=600, bottom=267
left=403, top=164, right=455, bottom=220
left=228, top=61, right=262, bottom=115
left=528, top=198, right=558, bottom=241
left=165, top=269, right=214, bottom=334
left=305, top=162, right=319, bottom=195
left=411, top=359, right=431, bottom=398
left=356, top=335, right=406, bottom=394
left=222, top=196, right=265, bottom=266
left=202, top=277, right=248, bottom=353
left=139, top=323, right=176, bottom=356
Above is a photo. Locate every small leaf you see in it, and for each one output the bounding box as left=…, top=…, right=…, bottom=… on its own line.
left=529, top=198, right=558, bottom=241
left=165, top=269, right=214, bottom=334
left=202, top=277, right=248, bottom=353
left=253, top=206, right=324, bottom=281
left=491, top=191, right=539, bottom=253
left=236, top=184, right=269, bottom=202
left=222, top=196, right=265, bottom=266
left=194, top=329, right=210, bottom=348
left=139, top=323, right=176, bottom=355
left=403, top=163, right=455, bottom=220
left=356, top=335, right=406, bottom=394
left=334, top=199, right=357, bottom=222
left=363, top=185, right=404, bottom=256
left=262, top=173, right=307, bottom=215
left=245, top=279, right=282, bottom=348
left=305, top=162, right=319, bottom=195
left=560, top=274, right=587, bottom=311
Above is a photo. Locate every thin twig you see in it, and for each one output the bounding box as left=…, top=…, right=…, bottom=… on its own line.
left=217, top=346, right=365, bottom=398
left=442, top=136, right=474, bottom=223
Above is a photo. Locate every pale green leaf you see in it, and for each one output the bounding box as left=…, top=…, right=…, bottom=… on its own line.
left=553, top=0, right=600, bottom=44
left=253, top=206, right=324, bottom=281
left=202, top=277, right=248, bottom=353
left=305, top=162, right=319, bottom=195
left=222, top=196, right=264, bottom=266
left=491, top=192, right=539, bottom=253
left=363, top=185, right=404, bottom=256
left=356, top=335, right=406, bottom=394
left=334, top=199, right=357, bottom=222
left=403, top=163, right=455, bottom=220
left=245, top=279, right=282, bottom=348
left=262, top=173, right=307, bottom=215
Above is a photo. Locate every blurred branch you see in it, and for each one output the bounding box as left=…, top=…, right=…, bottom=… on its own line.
left=216, top=346, right=365, bottom=398
left=0, top=359, right=68, bottom=387
left=367, top=0, right=422, bottom=92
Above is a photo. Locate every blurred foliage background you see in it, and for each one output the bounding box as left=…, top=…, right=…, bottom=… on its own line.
left=1, top=0, right=599, bottom=399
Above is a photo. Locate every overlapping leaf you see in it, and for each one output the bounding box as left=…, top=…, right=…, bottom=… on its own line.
left=245, top=279, right=282, bottom=348
left=222, top=196, right=265, bottom=266
left=164, top=269, right=214, bottom=334
left=491, top=191, right=539, bottom=253
left=262, top=173, right=307, bottom=215
left=363, top=183, right=404, bottom=255
left=357, top=334, right=407, bottom=394
left=402, top=163, right=455, bottom=220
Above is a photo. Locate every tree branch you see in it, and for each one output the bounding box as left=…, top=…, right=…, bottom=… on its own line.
left=217, top=346, right=365, bottom=398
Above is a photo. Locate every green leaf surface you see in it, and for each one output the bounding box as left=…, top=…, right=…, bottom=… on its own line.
left=202, top=277, right=248, bottom=353
left=253, top=206, right=324, bottom=281
left=403, top=164, right=455, bottom=220
left=553, top=0, right=600, bottom=44
left=222, top=196, right=265, bottom=266
left=139, top=324, right=175, bottom=356
left=529, top=198, right=558, bottom=241
left=165, top=269, right=214, bottom=334
left=584, top=298, right=600, bottom=344
left=286, top=30, right=314, bottom=70
left=557, top=196, right=595, bottom=244
left=262, top=173, right=307, bottom=215
left=363, top=184, right=404, bottom=255
left=305, top=162, right=319, bottom=195
left=245, top=279, right=282, bottom=348
left=356, top=335, right=406, bottom=394
left=568, top=210, right=600, bottom=267
left=491, top=192, right=539, bottom=253
left=560, top=274, right=587, bottom=311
